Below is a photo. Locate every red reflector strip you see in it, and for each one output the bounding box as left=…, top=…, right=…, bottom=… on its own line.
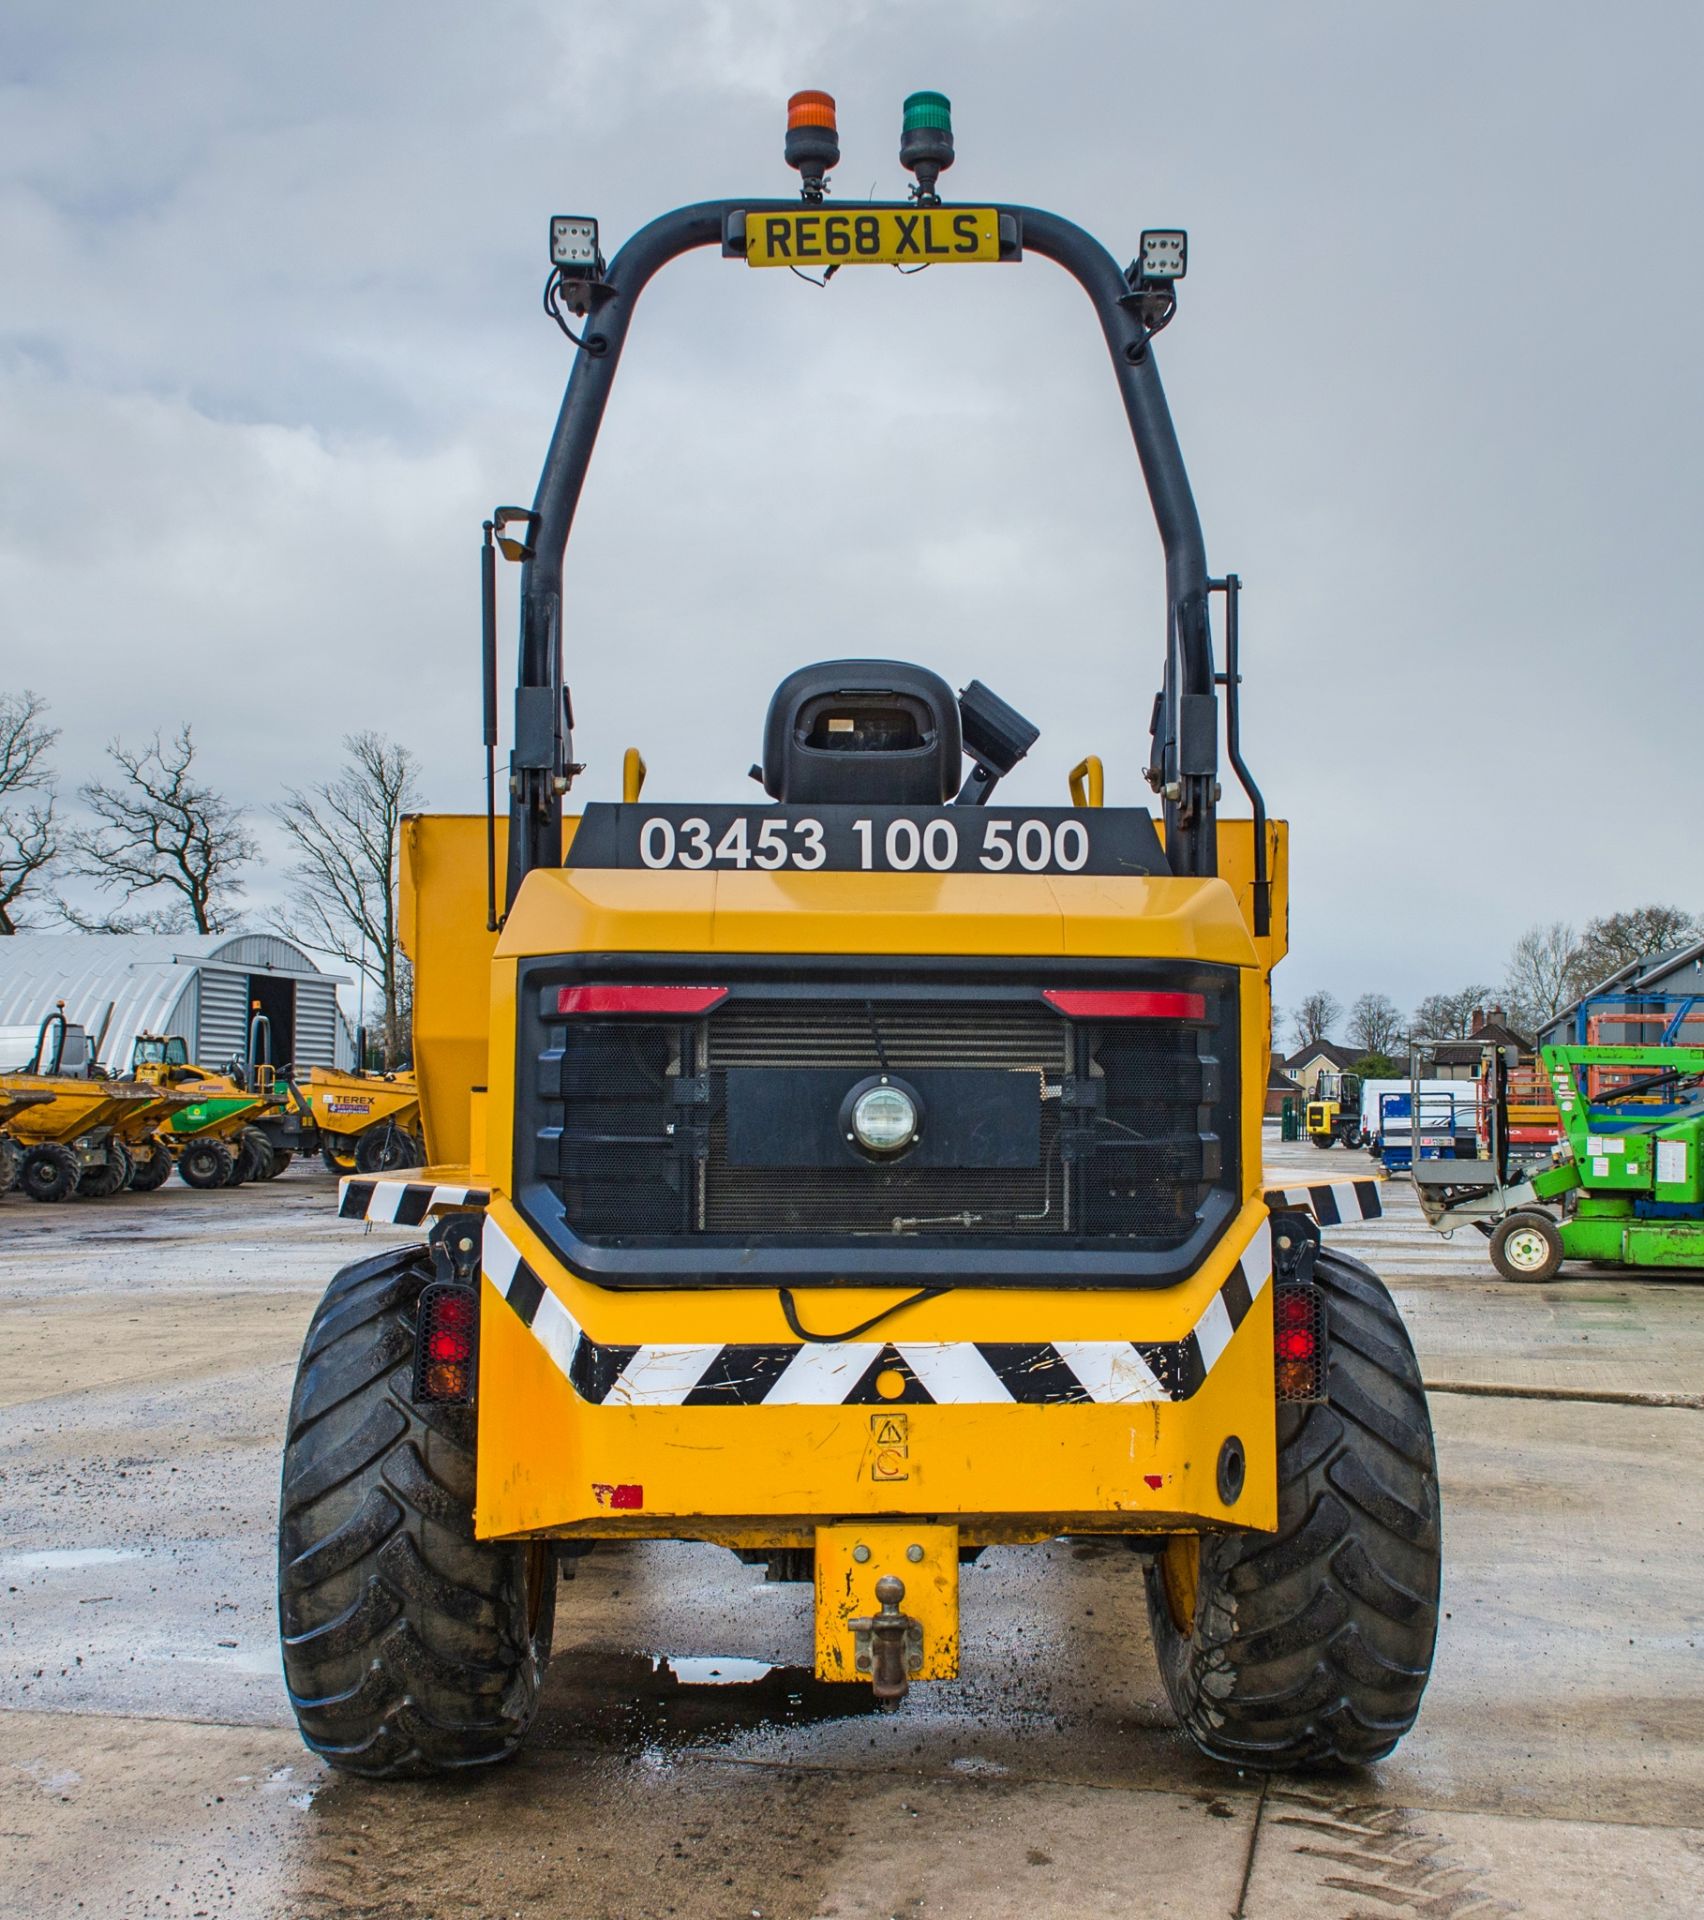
left=1042, top=989, right=1206, bottom=1021
left=556, top=985, right=729, bottom=1016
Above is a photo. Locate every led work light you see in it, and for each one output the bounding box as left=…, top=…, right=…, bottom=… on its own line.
left=1137, top=229, right=1188, bottom=281
left=549, top=216, right=600, bottom=268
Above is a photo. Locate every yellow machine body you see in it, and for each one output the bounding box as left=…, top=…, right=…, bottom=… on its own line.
left=396, top=809, right=1292, bottom=1629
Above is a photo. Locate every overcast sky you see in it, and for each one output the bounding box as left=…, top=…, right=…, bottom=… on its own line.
left=3, top=0, right=1699, bottom=1024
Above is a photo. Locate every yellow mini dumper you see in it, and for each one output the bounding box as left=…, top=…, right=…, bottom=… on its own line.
left=278, top=93, right=1437, bottom=1778
left=0, top=1072, right=162, bottom=1201
left=270, top=1065, right=423, bottom=1175
left=129, top=1035, right=289, bottom=1188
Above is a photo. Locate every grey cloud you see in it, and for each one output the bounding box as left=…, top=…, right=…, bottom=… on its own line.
left=2, top=0, right=1699, bottom=1008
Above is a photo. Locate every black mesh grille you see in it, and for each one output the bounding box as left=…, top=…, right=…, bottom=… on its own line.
left=530, top=980, right=1235, bottom=1254
left=552, top=1019, right=690, bottom=1235
left=1079, top=1025, right=1221, bottom=1240
left=707, top=1001, right=1066, bottom=1073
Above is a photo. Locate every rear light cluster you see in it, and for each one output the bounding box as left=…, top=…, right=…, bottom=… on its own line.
left=1041, top=989, right=1207, bottom=1021
left=1273, top=1280, right=1326, bottom=1402
left=556, top=985, right=727, bottom=1016
left=414, top=1283, right=477, bottom=1403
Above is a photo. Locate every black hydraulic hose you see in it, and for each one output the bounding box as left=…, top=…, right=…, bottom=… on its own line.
left=778, top=1284, right=948, bottom=1344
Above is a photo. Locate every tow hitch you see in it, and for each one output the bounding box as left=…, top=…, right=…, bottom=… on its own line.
left=849, top=1575, right=923, bottom=1706
left=814, top=1521, right=959, bottom=1701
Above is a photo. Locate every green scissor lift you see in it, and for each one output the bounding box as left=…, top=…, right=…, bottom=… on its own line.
left=1414, top=1043, right=1704, bottom=1280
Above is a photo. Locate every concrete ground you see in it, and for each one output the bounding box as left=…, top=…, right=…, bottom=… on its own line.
left=2, top=1134, right=1701, bottom=1919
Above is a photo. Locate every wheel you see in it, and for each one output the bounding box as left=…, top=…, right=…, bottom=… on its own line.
left=178, top=1139, right=236, bottom=1189
left=0, top=1135, right=22, bottom=1196
left=77, top=1139, right=132, bottom=1198
left=264, top=1147, right=294, bottom=1179
left=1489, top=1211, right=1565, bottom=1283
left=1309, top=1137, right=1333, bottom=1150
left=127, top=1141, right=174, bottom=1192
left=238, top=1127, right=275, bottom=1183
left=354, top=1126, right=424, bottom=1175
left=20, top=1142, right=81, bottom=1203
left=1145, top=1245, right=1441, bottom=1770
left=321, top=1145, right=357, bottom=1175
left=278, top=1245, right=556, bottom=1777
left=223, top=1141, right=249, bottom=1186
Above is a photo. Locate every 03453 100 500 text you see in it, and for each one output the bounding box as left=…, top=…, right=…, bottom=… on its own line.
left=635, top=811, right=1087, bottom=874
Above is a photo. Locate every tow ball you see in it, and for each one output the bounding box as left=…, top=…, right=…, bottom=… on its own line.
left=848, top=1575, right=924, bottom=1706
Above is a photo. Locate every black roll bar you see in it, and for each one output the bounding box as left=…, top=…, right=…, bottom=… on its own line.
left=505, top=199, right=1218, bottom=905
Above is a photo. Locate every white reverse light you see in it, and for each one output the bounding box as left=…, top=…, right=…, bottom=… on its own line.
left=1139, top=229, right=1188, bottom=280
left=550, top=215, right=600, bottom=268
left=851, top=1083, right=918, bottom=1155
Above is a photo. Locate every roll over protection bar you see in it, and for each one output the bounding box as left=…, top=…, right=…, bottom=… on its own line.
left=506, top=199, right=1218, bottom=907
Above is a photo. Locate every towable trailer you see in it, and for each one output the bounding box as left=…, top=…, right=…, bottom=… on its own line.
left=277, top=91, right=1438, bottom=1777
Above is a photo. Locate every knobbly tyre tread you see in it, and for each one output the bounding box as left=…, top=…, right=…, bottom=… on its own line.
left=21, top=1141, right=80, bottom=1202
left=1145, top=1245, right=1440, bottom=1770
left=126, top=1141, right=174, bottom=1192
left=77, top=1138, right=131, bottom=1198
left=278, top=1244, right=555, bottom=1778
left=239, top=1126, right=276, bottom=1183
left=178, top=1138, right=234, bottom=1189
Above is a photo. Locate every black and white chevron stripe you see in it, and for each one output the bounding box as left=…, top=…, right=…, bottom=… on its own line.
left=1259, top=1177, right=1382, bottom=1226
left=482, top=1215, right=1274, bottom=1410
left=338, top=1177, right=493, bottom=1226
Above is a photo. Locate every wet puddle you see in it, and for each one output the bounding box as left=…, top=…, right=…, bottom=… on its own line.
left=535, top=1646, right=878, bottom=1755
left=0, top=1546, right=140, bottom=1575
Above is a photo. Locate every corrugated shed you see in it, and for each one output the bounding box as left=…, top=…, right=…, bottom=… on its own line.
left=0, top=933, right=350, bottom=1072
left=295, top=980, right=343, bottom=1070
left=196, top=967, right=251, bottom=1069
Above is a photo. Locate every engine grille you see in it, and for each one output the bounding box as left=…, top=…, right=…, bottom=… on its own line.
left=527, top=980, right=1235, bottom=1255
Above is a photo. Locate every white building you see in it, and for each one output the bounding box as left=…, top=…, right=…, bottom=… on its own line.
left=0, top=932, right=353, bottom=1074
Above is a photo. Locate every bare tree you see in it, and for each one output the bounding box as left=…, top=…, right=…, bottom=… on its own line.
left=1410, top=985, right=1494, bottom=1040
left=1571, top=904, right=1701, bottom=991
left=0, top=690, right=60, bottom=934
left=273, top=732, right=422, bottom=1069
left=63, top=726, right=256, bottom=934
left=1347, top=991, right=1405, bottom=1055
left=1290, top=990, right=1342, bottom=1051
left=1503, top=921, right=1582, bottom=1032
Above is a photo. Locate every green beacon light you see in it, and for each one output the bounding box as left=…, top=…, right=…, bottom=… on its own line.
left=899, top=90, right=954, bottom=203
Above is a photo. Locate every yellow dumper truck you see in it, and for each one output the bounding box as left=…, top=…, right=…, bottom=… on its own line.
left=278, top=93, right=1436, bottom=1778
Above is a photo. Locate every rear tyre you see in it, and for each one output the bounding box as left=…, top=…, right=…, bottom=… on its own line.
left=1145, top=1246, right=1440, bottom=1770
left=321, top=1145, right=357, bottom=1175
left=278, top=1246, right=555, bottom=1777
left=127, top=1141, right=174, bottom=1192
left=179, top=1139, right=236, bottom=1189
left=1489, top=1211, right=1565, bottom=1283
left=21, top=1143, right=81, bottom=1203
left=264, top=1147, right=294, bottom=1179
left=0, top=1136, right=20, bottom=1195
left=354, top=1126, right=424, bottom=1175
left=77, top=1139, right=132, bottom=1198
left=238, top=1127, right=276, bottom=1183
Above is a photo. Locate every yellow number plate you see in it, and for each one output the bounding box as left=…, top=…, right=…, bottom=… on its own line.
left=744, top=206, right=1002, bottom=269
